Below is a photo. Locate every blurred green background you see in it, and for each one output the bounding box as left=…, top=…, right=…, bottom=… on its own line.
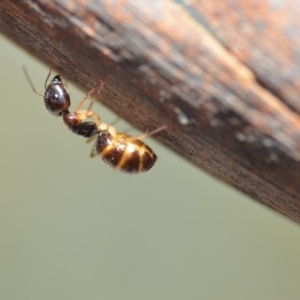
left=1, top=34, right=300, bottom=300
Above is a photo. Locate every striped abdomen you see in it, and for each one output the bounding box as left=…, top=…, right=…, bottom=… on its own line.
left=95, top=131, right=157, bottom=173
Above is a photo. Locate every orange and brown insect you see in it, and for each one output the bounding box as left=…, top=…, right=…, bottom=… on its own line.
left=23, top=63, right=165, bottom=173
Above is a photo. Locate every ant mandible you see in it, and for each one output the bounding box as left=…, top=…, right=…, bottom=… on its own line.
left=23, top=61, right=165, bottom=173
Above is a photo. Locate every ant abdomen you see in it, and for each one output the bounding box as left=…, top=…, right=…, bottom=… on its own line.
left=44, top=75, right=70, bottom=116
left=95, top=131, right=157, bottom=173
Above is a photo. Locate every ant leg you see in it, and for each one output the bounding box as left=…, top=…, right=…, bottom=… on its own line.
left=74, top=109, right=101, bottom=127
left=129, top=125, right=167, bottom=141
left=90, top=149, right=97, bottom=158
left=87, top=135, right=98, bottom=157
left=74, top=86, right=98, bottom=112
left=74, top=80, right=105, bottom=112
left=86, top=80, right=106, bottom=112
left=86, top=134, right=97, bottom=144
left=90, top=145, right=98, bottom=158
left=73, top=80, right=106, bottom=126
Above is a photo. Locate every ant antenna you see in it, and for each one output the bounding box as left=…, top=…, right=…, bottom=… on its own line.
left=44, top=43, right=57, bottom=90
left=23, top=43, right=58, bottom=98
left=44, top=64, right=52, bottom=91
left=22, top=66, right=43, bottom=97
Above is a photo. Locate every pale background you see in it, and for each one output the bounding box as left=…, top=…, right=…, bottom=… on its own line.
left=1, top=34, right=300, bottom=300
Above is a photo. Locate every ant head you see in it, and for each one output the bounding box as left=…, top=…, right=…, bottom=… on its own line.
left=44, top=75, right=71, bottom=116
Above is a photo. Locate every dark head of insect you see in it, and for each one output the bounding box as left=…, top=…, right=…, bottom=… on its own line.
left=44, top=75, right=70, bottom=116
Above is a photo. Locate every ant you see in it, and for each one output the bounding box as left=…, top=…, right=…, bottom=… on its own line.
left=23, top=61, right=165, bottom=173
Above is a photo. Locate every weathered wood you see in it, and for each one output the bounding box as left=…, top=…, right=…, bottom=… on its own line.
left=190, top=0, right=300, bottom=113
left=1, top=0, right=300, bottom=222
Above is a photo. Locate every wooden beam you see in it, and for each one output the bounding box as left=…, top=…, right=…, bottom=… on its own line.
left=1, top=0, right=300, bottom=222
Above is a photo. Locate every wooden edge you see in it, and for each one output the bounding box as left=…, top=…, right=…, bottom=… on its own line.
left=1, top=0, right=300, bottom=223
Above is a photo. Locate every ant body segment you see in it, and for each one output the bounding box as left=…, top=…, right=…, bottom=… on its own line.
left=91, top=122, right=165, bottom=173
left=23, top=65, right=165, bottom=173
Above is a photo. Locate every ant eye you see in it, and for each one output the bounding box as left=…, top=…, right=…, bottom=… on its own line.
left=44, top=75, right=70, bottom=116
